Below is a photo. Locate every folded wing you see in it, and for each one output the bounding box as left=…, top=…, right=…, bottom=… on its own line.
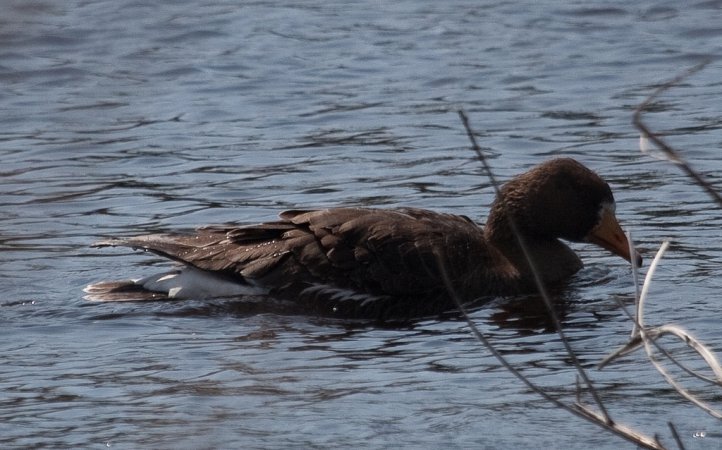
left=91, top=207, right=498, bottom=316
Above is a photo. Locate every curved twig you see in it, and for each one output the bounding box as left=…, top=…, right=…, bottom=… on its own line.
left=457, top=110, right=610, bottom=421
left=627, top=61, right=722, bottom=418
left=452, top=110, right=664, bottom=449
left=436, top=249, right=664, bottom=449
left=603, top=238, right=722, bottom=418
left=633, top=59, right=722, bottom=208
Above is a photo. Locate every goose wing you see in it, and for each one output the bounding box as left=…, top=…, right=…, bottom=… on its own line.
left=93, top=207, right=495, bottom=301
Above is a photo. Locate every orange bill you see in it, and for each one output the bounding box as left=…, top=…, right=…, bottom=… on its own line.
left=586, top=204, right=643, bottom=267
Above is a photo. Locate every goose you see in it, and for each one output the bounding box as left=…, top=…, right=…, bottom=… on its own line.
left=85, top=158, right=641, bottom=320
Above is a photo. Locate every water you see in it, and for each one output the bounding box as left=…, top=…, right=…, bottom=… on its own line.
left=2, top=0, right=722, bottom=448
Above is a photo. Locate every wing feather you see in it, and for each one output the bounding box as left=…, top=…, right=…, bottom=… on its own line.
left=92, top=208, right=495, bottom=306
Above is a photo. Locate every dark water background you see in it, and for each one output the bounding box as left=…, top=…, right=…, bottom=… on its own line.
left=3, top=0, right=722, bottom=448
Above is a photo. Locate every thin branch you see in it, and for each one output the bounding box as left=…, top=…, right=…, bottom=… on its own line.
left=602, top=319, right=722, bottom=386
left=436, top=249, right=664, bottom=449
left=637, top=241, right=671, bottom=329
left=608, top=235, right=722, bottom=389
left=458, top=110, right=610, bottom=421
left=640, top=325, right=722, bottom=419
left=632, top=59, right=722, bottom=208
left=602, top=240, right=722, bottom=418
left=652, top=325, right=722, bottom=383
left=453, top=110, right=665, bottom=448
left=626, top=62, right=722, bottom=418
left=668, top=422, right=685, bottom=450
left=628, top=231, right=642, bottom=337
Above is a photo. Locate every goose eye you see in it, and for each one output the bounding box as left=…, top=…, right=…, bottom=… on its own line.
left=598, top=201, right=616, bottom=219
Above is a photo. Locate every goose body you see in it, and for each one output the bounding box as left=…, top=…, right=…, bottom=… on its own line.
left=85, top=158, right=641, bottom=319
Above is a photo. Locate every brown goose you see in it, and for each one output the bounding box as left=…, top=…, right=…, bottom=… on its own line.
left=85, top=158, right=641, bottom=320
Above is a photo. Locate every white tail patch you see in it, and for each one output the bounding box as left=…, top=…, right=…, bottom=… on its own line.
left=85, top=266, right=268, bottom=302
left=138, top=267, right=268, bottom=298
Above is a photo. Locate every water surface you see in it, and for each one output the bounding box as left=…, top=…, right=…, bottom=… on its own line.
left=2, top=0, right=722, bottom=448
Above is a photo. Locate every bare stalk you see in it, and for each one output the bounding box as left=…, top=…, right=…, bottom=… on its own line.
left=625, top=62, right=722, bottom=418
left=453, top=60, right=722, bottom=446
left=452, top=110, right=665, bottom=448
left=436, top=249, right=664, bottom=449
left=637, top=241, right=670, bottom=329
left=603, top=238, right=722, bottom=418
left=668, top=422, right=685, bottom=450
left=634, top=244, right=722, bottom=417
left=457, top=110, right=610, bottom=421
left=632, top=59, right=722, bottom=208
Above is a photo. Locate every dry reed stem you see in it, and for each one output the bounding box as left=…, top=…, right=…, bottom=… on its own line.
left=452, top=111, right=664, bottom=449
left=457, top=110, right=610, bottom=420
left=632, top=59, right=722, bottom=208
left=668, top=422, right=685, bottom=450
left=602, top=238, right=722, bottom=417
left=436, top=248, right=664, bottom=449
left=604, top=237, right=722, bottom=386
left=637, top=241, right=671, bottom=329
left=625, top=62, right=722, bottom=418
left=452, top=61, right=722, bottom=447
left=630, top=241, right=722, bottom=418
left=641, top=326, right=722, bottom=419
left=603, top=237, right=722, bottom=389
